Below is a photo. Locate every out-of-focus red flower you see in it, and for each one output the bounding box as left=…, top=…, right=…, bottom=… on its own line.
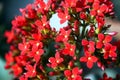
left=12, top=16, right=26, bottom=28
left=100, top=73, right=113, bottom=80
left=12, top=64, right=23, bottom=77
left=4, top=30, right=15, bottom=43
left=15, top=55, right=28, bottom=66
left=25, top=64, right=36, bottom=78
left=5, top=52, right=14, bottom=69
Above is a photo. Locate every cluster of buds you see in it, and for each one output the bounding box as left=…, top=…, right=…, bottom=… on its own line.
left=4, top=0, right=120, bottom=80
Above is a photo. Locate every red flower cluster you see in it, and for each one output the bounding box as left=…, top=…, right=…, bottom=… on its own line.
left=4, top=0, right=120, bottom=80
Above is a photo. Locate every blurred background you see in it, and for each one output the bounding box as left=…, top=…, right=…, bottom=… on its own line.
left=0, top=0, right=120, bottom=80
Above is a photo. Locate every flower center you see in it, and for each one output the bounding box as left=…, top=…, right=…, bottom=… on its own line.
left=88, top=57, right=91, bottom=60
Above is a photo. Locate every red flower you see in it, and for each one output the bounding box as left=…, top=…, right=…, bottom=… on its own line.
left=103, top=43, right=117, bottom=59
left=82, top=39, right=95, bottom=53
left=63, top=43, right=76, bottom=56
left=32, top=33, right=43, bottom=41
left=96, top=33, right=112, bottom=49
left=58, top=10, right=70, bottom=24
left=64, top=0, right=77, bottom=7
left=82, top=39, right=89, bottom=46
left=4, top=30, right=15, bottom=43
left=26, top=40, right=44, bottom=63
left=34, top=0, right=51, bottom=14
left=76, top=0, right=89, bottom=12
left=5, top=52, right=14, bottom=69
left=25, top=64, right=36, bottom=78
left=56, top=28, right=71, bottom=42
left=30, top=40, right=43, bottom=51
left=64, top=67, right=82, bottom=80
left=12, top=16, right=26, bottom=28
left=80, top=52, right=98, bottom=68
left=100, top=73, right=113, bottom=80
left=29, top=49, right=44, bottom=63
left=96, top=16, right=105, bottom=31
left=48, top=52, right=63, bottom=68
left=15, top=55, right=28, bottom=66
left=80, top=12, right=87, bottom=20
left=90, top=2, right=108, bottom=17
left=19, top=75, right=27, bottom=80
left=12, top=64, right=23, bottom=77
left=20, top=4, right=36, bottom=19
left=18, top=40, right=30, bottom=55
left=35, top=15, right=49, bottom=30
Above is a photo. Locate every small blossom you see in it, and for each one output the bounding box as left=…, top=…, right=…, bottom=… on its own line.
left=63, top=43, right=76, bottom=56
left=5, top=52, right=14, bottom=69
left=48, top=52, right=63, bottom=68
left=90, top=2, right=108, bottom=17
left=18, top=40, right=30, bottom=55
left=12, top=64, right=23, bottom=77
left=12, top=16, right=26, bottom=28
left=58, top=10, right=70, bottom=24
left=80, top=52, right=98, bottom=68
left=56, top=28, right=71, bottom=42
left=30, top=40, right=43, bottom=51
left=103, top=43, right=117, bottom=59
left=96, top=33, right=112, bottom=49
left=35, top=15, right=49, bottom=30
left=25, top=64, right=36, bottom=78
left=34, top=0, right=51, bottom=14
left=4, top=30, right=15, bottom=43
left=65, top=0, right=77, bottom=7
left=15, top=55, right=27, bottom=66
left=64, top=67, right=82, bottom=80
